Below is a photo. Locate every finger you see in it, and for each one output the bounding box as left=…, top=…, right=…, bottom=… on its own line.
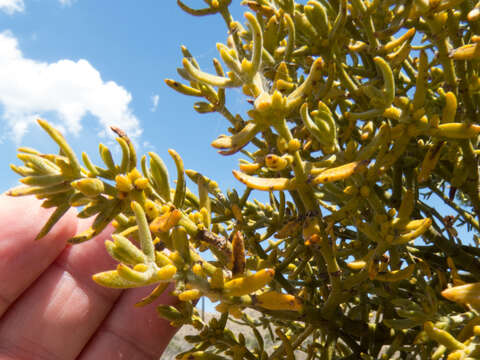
left=0, top=221, right=122, bottom=360
left=78, top=284, right=179, bottom=360
left=0, top=194, right=78, bottom=317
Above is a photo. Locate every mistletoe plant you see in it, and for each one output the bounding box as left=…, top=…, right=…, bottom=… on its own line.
left=9, top=0, right=480, bottom=358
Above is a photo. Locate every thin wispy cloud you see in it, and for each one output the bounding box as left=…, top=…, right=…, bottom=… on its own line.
left=151, top=94, right=159, bottom=112
left=0, top=0, right=24, bottom=14
left=0, top=31, right=141, bottom=142
left=58, top=0, right=75, bottom=6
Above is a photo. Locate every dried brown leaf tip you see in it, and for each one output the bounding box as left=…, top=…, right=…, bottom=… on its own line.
left=231, top=230, right=246, bottom=276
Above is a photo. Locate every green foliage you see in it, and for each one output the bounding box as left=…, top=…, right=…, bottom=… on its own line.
left=9, top=0, right=480, bottom=358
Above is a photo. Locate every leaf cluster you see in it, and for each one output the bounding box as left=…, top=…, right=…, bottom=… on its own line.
left=9, top=0, right=480, bottom=358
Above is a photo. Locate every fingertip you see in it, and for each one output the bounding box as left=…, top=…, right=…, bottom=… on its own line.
left=0, top=195, right=79, bottom=317
left=0, top=194, right=79, bottom=242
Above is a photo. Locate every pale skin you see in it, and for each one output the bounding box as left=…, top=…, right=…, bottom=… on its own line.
left=0, top=194, right=178, bottom=360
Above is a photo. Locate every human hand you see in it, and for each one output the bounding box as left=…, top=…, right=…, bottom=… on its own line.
left=0, top=194, right=179, bottom=359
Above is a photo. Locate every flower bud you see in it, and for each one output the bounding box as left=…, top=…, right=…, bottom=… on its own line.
left=71, top=178, right=104, bottom=197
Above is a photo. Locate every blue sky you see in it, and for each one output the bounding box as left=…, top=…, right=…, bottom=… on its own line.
left=0, top=0, right=251, bottom=194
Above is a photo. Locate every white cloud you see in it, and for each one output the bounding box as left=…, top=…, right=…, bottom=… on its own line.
left=0, top=31, right=141, bottom=142
left=58, top=0, right=75, bottom=6
left=142, top=140, right=155, bottom=152
left=151, top=94, right=159, bottom=112
left=0, top=0, right=24, bottom=14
